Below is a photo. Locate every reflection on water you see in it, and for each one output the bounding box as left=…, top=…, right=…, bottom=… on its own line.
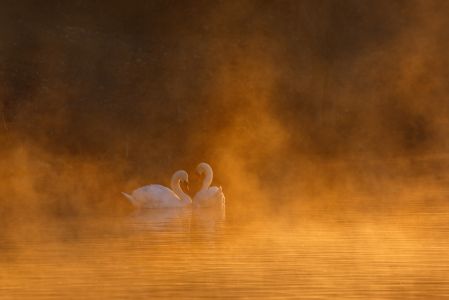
left=1, top=204, right=449, bottom=299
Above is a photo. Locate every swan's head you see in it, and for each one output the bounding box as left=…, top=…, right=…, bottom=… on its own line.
left=196, top=162, right=212, bottom=175
left=173, top=170, right=189, bottom=183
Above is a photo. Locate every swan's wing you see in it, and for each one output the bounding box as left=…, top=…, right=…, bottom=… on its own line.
left=194, top=186, right=225, bottom=207
left=210, top=188, right=225, bottom=204
left=194, top=186, right=220, bottom=200
left=132, top=184, right=180, bottom=208
left=147, top=185, right=174, bottom=195
left=207, top=186, right=224, bottom=199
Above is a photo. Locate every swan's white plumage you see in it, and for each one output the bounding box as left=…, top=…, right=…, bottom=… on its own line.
left=193, top=163, right=225, bottom=208
left=122, top=170, right=191, bottom=209
left=123, top=185, right=182, bottom=208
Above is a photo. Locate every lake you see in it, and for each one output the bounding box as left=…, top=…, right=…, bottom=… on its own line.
left=1, top=201, right=449, bottom=299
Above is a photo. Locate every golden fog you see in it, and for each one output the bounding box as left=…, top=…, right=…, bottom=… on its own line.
left=1, top=0, right=449, bottom=224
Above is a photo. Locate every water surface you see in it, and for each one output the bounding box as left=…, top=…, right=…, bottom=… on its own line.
left=1, top=203, right=449, bottom=299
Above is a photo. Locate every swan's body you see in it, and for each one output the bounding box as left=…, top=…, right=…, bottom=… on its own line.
left=193, top=162, right=225, bottom=208
left=122, top=170, right=192, bottom=209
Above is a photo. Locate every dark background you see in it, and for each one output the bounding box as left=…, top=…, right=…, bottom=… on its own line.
left=1, top=0, right=448, bottom=218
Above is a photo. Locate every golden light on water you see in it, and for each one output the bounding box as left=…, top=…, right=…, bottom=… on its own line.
left=1, top=1, right=449, bottom=298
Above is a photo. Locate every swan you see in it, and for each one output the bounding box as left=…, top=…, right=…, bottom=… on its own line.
left=193, top=162, right=225, bottom=208
left=122, top=170, right=192, bottom=209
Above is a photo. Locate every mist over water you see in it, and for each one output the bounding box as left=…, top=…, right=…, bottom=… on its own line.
left=1, top=1, right=449, bottom=298
left=1, top=0, right=449, bottom=217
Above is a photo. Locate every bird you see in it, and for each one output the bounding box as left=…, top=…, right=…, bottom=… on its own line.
left=193, top=162, right=225, bottom=208
left=122, top=170, right=192, bottom=209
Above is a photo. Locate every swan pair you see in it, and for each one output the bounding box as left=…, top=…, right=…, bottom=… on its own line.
left=122, top=162, right=225, bottom=209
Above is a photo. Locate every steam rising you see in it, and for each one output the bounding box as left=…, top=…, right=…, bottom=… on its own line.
left=1, top=0, right=449, bottom=223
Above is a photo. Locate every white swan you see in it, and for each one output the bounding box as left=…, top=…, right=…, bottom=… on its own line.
left=122, top=170, right=192, bottom=209
left=193, top=162, right=225, bottom=208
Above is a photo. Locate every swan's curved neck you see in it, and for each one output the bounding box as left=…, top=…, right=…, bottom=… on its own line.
left=200, top=165, right=213, bottom=191
left=171, top=174, right=191, bottom=204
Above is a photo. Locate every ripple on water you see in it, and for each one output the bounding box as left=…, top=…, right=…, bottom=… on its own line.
left=1, top=206, right=449, bottom=299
